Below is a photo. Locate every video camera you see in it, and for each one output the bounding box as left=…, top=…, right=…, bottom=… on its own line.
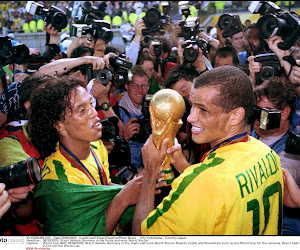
left=0, top=157, right=41, bottom=190
left=142, top=8, right=164, bottom=37
left=71, top=19, right=114, bottom=43
left=249, top=1, right=300, bottom=50
left=72, top=1, right=107, bottom=25
left=26, top=1, right=68, bottom=31
left=100, top=116, right=131, bottom=167
left=249, top=105, right=281, bottom=130
left=131, top=94, right=153, bottom=143
left=254, top=53, right=284, bottom=82
left=109, top=54, right=133, bottom=84
left=285, top=131, right=300, bottom=155
left=0, top=36, right=30, bottom=66
left=217, top=14, right=243, bottom=38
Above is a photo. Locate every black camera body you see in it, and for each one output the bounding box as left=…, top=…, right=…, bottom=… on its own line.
left=217, top=14, right=243, bottom=38
left=179, top=17, right=200, bottom=40
left=249, top=105, right=281, bottom=130
left=0, top=37, right=30, bottom=66
left=131, top=95, right=153, bottom=143
left=99, top=116, right=131, bottom=167
left=87, top=67, right=113, bottom=86
left=71, top=20, right=113, bottom=43
left=26, top=1, right=68, bottom=31
left=142, top=8, right=163, bottom=37
left=182, top=37, right=208, bottom=63
left=254, top=53, right=283, bottom=82
left=73, top=1, right=107, bottom=25
left=0, top=157, right=41, bottom=190
left=109, top=55, right=133, bottom=84
left=250, top=1, right=300, bottom=50
left=285, top=131, right=300, bottom=155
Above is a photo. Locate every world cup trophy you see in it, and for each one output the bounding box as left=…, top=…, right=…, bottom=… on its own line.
left=149, top=89, right=186, bottom=185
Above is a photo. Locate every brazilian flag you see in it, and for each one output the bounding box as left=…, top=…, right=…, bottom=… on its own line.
left=33, top=180, right=135, bottom=235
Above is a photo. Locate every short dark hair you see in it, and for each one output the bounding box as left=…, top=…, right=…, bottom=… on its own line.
left=194, top=65, right=255, bottom=122
left=70, top=45, right=94, bottom=58
left=254, top=76, right=296, bottom=119
left=164, top=64, right=199, bottom=89
left=212, top=46, right=241, bottom=67
left=28, top=76, right=85, bottom=158
left=136, top=48, right=155, bottom=65
left=19, top=74, right=54, bottom=117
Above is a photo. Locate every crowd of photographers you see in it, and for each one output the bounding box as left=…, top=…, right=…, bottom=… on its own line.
left=0, top=0, right=299, bottom=235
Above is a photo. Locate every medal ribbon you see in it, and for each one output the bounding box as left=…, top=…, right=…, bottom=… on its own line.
left=59, top=142, right=108, bottom=185
left=200, top=132, right=249, bottom=163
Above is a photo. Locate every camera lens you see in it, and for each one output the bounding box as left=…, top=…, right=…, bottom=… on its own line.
left=52, top=12, right=68, bottom=30
left=100, top=28, right=114, bottom=43
left=96, top=69, right=112, bottom=86
left=183, top=46, right=199, bottom=63
left=260, top=66, right=277, bottom=81
left=145, top=8, right=160, bottom=25
left=258, top=14, right=287, bottom=39
left=0, top=157, right=41, bottom=190
left=218, top=14, right=234, bottom=30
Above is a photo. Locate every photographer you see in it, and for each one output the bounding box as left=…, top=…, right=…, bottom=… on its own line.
left=113, top=65, right=151, bottom=179
left=0, top=74, right=56, bottom=235
left=250, top=76, right=300, bottom=235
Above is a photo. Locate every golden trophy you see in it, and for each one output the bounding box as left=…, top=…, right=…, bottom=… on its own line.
left=149, top=89, right=186, bottom=185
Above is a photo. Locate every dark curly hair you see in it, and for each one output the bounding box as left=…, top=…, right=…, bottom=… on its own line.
left=254, top=76, right=296, bottom=119
left=28, top=76, right=84, bottom=159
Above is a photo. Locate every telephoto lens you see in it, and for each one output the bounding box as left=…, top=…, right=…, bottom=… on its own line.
left=0, top=157, right=41, bottom=190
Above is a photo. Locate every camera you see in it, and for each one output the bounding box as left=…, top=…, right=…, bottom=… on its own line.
left=87, top=67, right=113, bottom=86
left=100, top=116, right=131, bottom=167
left=142, top=8, right=163, bottom=37
left=131, top=94, right=153, bottom=143
left=250, top=1, right=300, bottom=50
left=182, top=37, right=208, bottom=63
left=109, top=54, right=133, bottom=84
left=285, top=131, right=300, bottom=155
left=178, top=1, right=191, bottom=19
left=0, top=37, right=30, bottom=66
left=179, top=17, right=200, bottom=40
left=254, top=53, right=283, bottom=82
left=217, top=14, right=243, bottom=38
left=151, top=39, right=163, bottom=58
left=249, top=105, right=281, bottom=130
left=71, top=19, right=113, bottom=43
left=160, top=1, right=171, bottom=25
left=26, top=1, right=68, bottom=31
left=72, top=1, right=107, bottom=25
left=0, top=157, right=41, bottom=190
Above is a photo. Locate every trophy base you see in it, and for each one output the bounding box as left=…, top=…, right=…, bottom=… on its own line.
left=160, top=168, right=175, bottom=186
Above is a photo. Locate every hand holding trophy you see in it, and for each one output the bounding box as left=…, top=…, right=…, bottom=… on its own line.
left=149, top=89, right=186, bottom=185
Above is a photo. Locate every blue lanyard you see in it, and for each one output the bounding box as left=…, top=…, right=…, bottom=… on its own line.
left=59, top=141, right=104, bottom=185
left=212, top=131, right=248, bottom=151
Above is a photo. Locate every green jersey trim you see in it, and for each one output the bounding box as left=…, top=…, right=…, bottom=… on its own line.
left=146, top=156, right=225, bottom=229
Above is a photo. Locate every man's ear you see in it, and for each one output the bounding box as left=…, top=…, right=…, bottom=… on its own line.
left=230, top=107, right=245, bottom=126
left=281, top=106, right=291, bottom=121
left=54, top=121, right=65, bottom=133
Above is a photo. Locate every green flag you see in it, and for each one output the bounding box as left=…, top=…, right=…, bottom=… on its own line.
left=33, top=180, right=135, bottom=235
